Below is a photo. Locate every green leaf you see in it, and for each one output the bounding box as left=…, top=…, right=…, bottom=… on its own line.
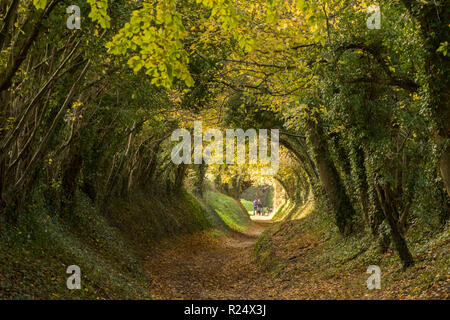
left=33, top=0, right=47, bottom=10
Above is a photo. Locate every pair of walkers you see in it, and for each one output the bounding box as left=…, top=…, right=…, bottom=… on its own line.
left=253, top=198, right=263, bottom=215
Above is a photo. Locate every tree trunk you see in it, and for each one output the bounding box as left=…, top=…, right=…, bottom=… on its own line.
left=375, top=182, right=414, bottom=269
left=353, top=146, right=370, bottom=230
left=61, top=151, right=83, bottom=216
left=194, top=163, right=206, bottom=197
left=401, top=0, right=450, bottom=198
left=306, top=118, right=356, bottom=236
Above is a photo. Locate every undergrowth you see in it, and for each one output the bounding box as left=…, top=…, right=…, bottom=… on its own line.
left=0, top=188, right=212, bottom=299
left=254, top=201, right=449, bottom=298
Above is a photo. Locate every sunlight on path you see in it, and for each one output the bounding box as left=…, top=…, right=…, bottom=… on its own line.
left=249, top=211, right=276, bottom=222
left=250, top=215, right=274, bottom=222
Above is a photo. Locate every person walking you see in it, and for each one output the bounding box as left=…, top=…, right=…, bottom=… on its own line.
left=257, top=198, right=263, bottom=215
left=253, top=199, right=258, bottom=215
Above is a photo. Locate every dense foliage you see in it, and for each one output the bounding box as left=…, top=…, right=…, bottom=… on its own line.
left=0, top=0, right=448, bottom=276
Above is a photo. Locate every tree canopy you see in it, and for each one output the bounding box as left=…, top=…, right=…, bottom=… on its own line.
left=0, top=0, right=448, bottom=276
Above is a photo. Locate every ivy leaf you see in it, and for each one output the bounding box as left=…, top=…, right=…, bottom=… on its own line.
left=33, top=0, right=47, bottom=10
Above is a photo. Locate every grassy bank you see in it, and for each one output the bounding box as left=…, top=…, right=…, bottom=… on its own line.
left=204, top=190, right=251, bottom=232
left=0, top=189, right=211, bottom=299
left=254, top=202, right=449, bottom=299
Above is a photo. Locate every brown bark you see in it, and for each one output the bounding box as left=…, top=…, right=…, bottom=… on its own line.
left=306, top=118, right=356, bottom=236
left=353, top=146, right=371, bottom=230
left=374, top=182, right=414, bottom=269
left=0, top=0, right=62, bottom=92
left=61, top=148, right=83, bottom=215
left=13, top=60, right=90, bottom=192
left=0, top=0, right=20, bottom=50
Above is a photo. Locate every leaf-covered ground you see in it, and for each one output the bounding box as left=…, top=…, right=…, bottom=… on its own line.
left=146, top=217, right=449, bottom=300
left=147, top=222, right=276, bottom=299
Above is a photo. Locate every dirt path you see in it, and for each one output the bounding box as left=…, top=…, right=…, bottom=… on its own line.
left=146, top=218, right=449, bottom=300
left=147, top=220, right=283, bottom=299
left=146, top=219, right=377, bottom=299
